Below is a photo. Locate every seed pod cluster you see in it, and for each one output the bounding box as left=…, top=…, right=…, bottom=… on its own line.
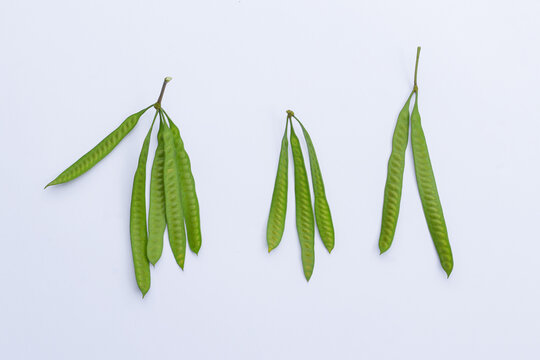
left=378, top=47, right=453, bottom=277
left=46, top=47, right=454, bottom=295
left=46, top=77, right=203, bottom=296
left=266, top=111, right=335, bottom=281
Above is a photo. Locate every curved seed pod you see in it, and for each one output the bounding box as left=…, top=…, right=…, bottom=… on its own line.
left=294, top=116, right=334, bottom=253
left=410, top=96, right=453, bottom=277
left=147, top=120, right=167, bottom=265
left=46, top=106, right=151, bottom=187
left=162, top=117, right=187, bottom=269
left=266, top=119, right=289, bottom=252
left=129, top=113, right=156, bottom=297
left=378, top=93, right=413, bottom=254
left=290, top=120, right=315, bottom=281
left=166, top=114, right=202, bottom=255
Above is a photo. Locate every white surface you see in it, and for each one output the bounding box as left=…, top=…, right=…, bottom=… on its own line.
left=1, top=0, right=539, bottom=359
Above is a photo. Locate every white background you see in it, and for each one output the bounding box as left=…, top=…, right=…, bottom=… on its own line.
left=1, top=0, right=539, bottom=359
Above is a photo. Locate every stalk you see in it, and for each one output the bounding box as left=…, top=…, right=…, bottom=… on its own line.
left=413, top=47, right=421, bottom=92
left=155, top=77, right=172, bottom=108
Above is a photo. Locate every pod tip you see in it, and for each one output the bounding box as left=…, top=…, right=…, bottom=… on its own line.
left=44, top=180, right=56, bottom=189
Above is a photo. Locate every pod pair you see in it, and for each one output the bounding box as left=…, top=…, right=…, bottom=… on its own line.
left=378, top=47, right=454, bottom=277
left=46, top=78, right=202, bottom=296
left=266, top=110, right=335, bottom=281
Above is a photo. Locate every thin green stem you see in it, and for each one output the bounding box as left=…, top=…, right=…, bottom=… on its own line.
left=286, top=115, right=294, bottom=136
left=407, top=89, right=415, bottom=102
left=286, top=115, right=290, bottom=133
left=161, top=108, right=172, bottom=123
left=413, top=47, right=421, bottom=92
left=291, top=114, right=308, bottom=135
left=286, top=110, right=296, bottom=133
left=158, top=108, right=166, bottom=126
left=151, top=109, right=159, bottom=126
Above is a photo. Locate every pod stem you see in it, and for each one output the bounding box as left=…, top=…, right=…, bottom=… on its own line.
left=413, top=47, right=421, bottom=93
left=286, top=110, right=294, bottom=128
left=156, top=77, right=172, bottom=108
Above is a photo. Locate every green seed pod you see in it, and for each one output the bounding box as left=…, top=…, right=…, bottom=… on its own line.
left=378, top=93, right=413, bottom=254
left=166, top=113, right=202, bottom=255
left=294, top=116, right=335, bottom=253
left=147, top=120, right=167, bottom=265
left=129, top=113, right=156, bottom=297
left=410, top=96, right=453, bottom=277
left=266, top=119, right=289, bottom=252
left=162, top=116, right=187, bottom=269
left=290, top=120, right=315, bottom=281
left=46, top=106, right=151, bottom=187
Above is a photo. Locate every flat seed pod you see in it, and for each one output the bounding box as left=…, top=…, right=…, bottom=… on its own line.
left=147, top=120, right=167, bottom=265
left=294, top=116, right=334, bottom=253
left=129, top=115, right=156, bottom=297
left=46, top=106, right=151, bottom=187
left=166, top=114, right=202, bottom=255
left=378, top=94, right=413, bottom=254
left=266, top=119, right=289, bottom=252
left=410, top=96, right=453, bottom=277
left=162, top=117, right=187, bottom=269
left=290, top=121, right=315, bottom=281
